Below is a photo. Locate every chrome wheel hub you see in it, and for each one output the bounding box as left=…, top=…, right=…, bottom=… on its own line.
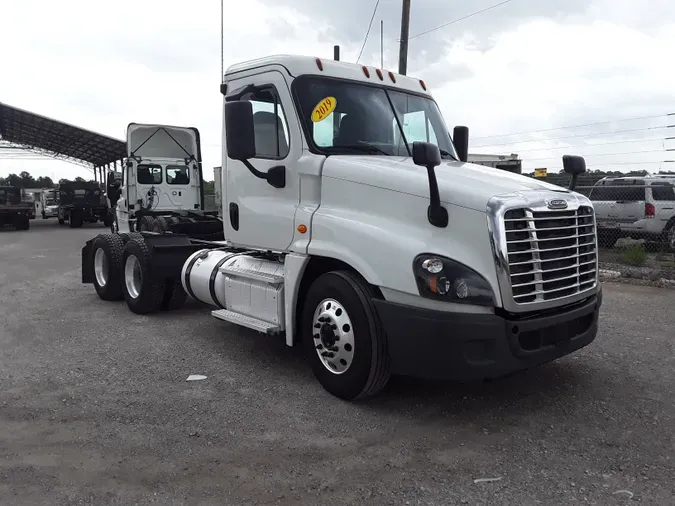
left=124, top=254, right=142, bottom=299
left=94, top=248, right=108, bottom=287
left=312, top=298, right=355, bottom=374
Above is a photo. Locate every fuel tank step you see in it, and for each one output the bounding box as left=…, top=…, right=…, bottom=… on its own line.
left=211, top=309, right=281, bottom=335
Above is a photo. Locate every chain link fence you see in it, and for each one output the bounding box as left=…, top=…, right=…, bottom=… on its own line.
left=529, top=173, right=675, bottom=271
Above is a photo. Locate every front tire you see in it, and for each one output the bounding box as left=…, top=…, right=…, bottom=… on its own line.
left=91, top=234, right=125, bottom=301
left=121, top=238, right=166, bottom=314
left=301, top=271, right=391, bottom=400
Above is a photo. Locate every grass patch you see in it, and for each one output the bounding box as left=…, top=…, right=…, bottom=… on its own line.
left=620, top=243, right=647, bottom=266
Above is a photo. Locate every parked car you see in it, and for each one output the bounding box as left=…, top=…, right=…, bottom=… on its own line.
left=589, top=175, right=675, bottom=250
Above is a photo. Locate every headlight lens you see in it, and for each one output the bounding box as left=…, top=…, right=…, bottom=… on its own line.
left=413, top=254, right=494, bottom=306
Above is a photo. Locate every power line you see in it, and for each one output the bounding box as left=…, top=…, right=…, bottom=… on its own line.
left=476, top=136, right=669, bottom=154
left=473, top=125, right=671, bottom=148
left=407, top=0, right=516, bottom=41
left=523, top=149, right=666, bottom=163
left=356, top=0, right=381, bottom=64
left=473, top=112, right=673, bottom=141
left=540, top=160, right=675, bottom=169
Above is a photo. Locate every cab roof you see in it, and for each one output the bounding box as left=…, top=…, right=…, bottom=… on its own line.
left=225, top=54, right=432, bottom=97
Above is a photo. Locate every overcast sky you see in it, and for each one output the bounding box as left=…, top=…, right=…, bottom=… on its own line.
left=1, top=0, right=674, bottom=182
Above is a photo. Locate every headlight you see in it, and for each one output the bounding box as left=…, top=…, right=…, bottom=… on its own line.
left=413, top=254, right=494, bottom=306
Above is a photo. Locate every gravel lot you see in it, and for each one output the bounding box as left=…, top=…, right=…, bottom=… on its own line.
left=1, top=219, right=674, bottom=505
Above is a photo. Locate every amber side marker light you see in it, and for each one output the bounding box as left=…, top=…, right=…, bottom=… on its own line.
left=297, top=224, right=308, bottom=234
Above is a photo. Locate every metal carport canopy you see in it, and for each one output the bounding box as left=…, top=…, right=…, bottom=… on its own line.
left=0, top=101, right=126, bottom=169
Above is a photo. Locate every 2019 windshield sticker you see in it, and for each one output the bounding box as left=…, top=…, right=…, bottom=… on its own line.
left=311, top=97, right=337, bottom=123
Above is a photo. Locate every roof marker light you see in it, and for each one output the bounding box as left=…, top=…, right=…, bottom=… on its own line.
left=315, top=58, right=324, bottom=71
left=362, top=66, right=370, bottom=78
left=375, top=68, right=383, bottom=80
left=419, top=79, right=427, bottom=91
left=388, top=71, right=396, bottom=83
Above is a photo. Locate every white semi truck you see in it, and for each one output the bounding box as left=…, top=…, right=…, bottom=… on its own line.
left=82, top=55, right=602, bottom=400
left=105, top=123, right=223, bottom=239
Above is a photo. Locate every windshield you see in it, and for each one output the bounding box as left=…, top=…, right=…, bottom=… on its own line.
left=293, top=76, right=457, bottom=159
left=46, top=198, right=56, bottom=206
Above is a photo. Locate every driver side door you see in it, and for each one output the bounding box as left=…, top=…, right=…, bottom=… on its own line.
left=223, top=70, right=301, bottom=252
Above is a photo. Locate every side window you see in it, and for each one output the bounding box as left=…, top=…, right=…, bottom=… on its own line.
left=651, top=183, right=675, bottom=201
left=166, top=165, right=190, bottom=185
left=591, top=182, right=645, bottom=201
left=138, top=164, right=162, bottom=184
left=618, top=184, right=645, bottom=201
left=397, top=110, right=438, bottom=144
left=242, top=87, right=290, bottom=159
left=393, top=111, right=438, bottom=155
left=589, top=186, right=610, bottom=201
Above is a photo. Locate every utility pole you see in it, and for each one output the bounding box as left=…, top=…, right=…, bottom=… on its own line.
left=398, top=0, right=411, bottom=75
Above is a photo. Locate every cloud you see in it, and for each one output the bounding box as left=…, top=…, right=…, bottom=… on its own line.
left=1, top=0, right=674, bottom=181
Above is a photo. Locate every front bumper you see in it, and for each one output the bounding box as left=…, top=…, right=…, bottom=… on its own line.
left=373, top=286, right=602, bottom=381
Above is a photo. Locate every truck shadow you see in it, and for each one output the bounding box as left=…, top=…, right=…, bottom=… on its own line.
left=168, top=300, right=607, bottom=420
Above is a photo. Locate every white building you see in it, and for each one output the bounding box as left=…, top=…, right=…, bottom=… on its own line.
left=468, top=153, right=522, bottom=174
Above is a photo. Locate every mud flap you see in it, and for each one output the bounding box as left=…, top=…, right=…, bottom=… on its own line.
left=141, top=234, right=204, bottom=282
left=81, top=239, right=95, bottom=284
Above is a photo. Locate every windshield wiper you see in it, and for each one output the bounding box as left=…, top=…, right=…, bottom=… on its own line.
left=439, top=149, right=457, bottom=161
left=328, top=144, right=390, bottom=156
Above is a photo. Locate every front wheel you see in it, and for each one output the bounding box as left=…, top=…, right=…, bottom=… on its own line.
left=301, top=271, right=391, bottom=400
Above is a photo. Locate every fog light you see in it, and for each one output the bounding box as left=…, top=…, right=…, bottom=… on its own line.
left=454, top=279, right=469, bottom=299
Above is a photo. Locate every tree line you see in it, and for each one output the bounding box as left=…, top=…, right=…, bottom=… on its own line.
left=0, top=170, right=216, bottom=193
left=0, top=171, right=95, bottom=188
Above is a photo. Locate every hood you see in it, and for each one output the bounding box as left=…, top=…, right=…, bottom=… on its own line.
left=322, top=155, right=572, bottom=211
left=127, top=123, right=200, bottom=161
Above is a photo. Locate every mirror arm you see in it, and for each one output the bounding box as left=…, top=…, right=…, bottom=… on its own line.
left=241, top=160, right=286, bottom=189
left=242, top=159, right=268, bottom=180
left=569, top=173, right=578, bottom=191
left=426, top=166, right=448, bottom=228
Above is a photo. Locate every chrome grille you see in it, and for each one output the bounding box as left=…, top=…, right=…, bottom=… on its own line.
left=503, top=205, right=597, bottom=305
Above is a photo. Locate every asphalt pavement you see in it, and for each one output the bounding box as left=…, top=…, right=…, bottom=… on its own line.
left=1, top=218, right=674, bottom=505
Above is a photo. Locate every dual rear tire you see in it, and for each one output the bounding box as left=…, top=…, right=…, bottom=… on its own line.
left=90, top=233, right=188, bottom=313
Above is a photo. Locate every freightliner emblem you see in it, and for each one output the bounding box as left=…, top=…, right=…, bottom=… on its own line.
left=547, top=199, right=568, bottom=210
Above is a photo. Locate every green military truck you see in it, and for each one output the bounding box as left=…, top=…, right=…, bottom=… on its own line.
left=0, top=186, right=32, bottom=230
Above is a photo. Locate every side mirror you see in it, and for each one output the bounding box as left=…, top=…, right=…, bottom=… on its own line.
left=224, top=100, right=285, bottom=189
left=562, top=155, right=586, bottom=191
left=412, top=141, right=447, bottom=228
left=225, top=101, right=256, bottom=161
left=412, top=141, right=441, bottom=168
left=453, top=126, right=469, bottom=163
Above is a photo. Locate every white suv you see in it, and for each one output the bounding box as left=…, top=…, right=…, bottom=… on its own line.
left=589, top=175, right=675, bottom=251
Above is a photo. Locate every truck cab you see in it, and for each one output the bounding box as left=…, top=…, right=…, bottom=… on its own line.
left=83, top=54, right=601, bottom=400
left=39, top=189, right=59, bottom=219
left=111, top=123, right=222, bottom=238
